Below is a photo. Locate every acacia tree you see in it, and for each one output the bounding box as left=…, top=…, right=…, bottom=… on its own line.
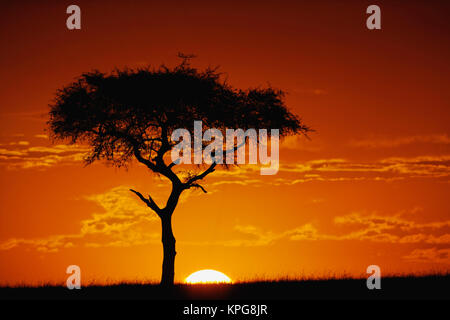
left=48, top=57, right=310, bottom=286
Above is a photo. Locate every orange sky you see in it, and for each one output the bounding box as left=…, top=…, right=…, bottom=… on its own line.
left=0, top=0, right=449, bottom=285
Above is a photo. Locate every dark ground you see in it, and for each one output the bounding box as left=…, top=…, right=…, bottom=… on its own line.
left=0, top=275, right=448, bottom=300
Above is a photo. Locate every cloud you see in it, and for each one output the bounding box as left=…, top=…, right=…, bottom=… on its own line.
left=0, top=140, right=88, bottom=169
left=181, top=208, right=449, bottom=253
left=2, top=191, right=449, bottom=260
left=349, top=134, right=450, bottom=148
left=1, top=133, right=448, bottom=185
left=27, top=145, right=85, bottom=154
left=181, top=224, right=285, bottom=247
left=8, top=141, right=30, bottom=146
left=279, top=135, right=322, bottom=151
left=206, top=155, right=450, bottom=188
left=210, top=179, right=263, bottom=187
left=34, top=134, right=49, bottom=139
left=332, top=212, right=450, bottom=244
left=0, top=186, right=160, bottom=252
left=224, top=225, right=280, bottom=246
left=0, top=148, right=26, bottom=156
left=277, top=156, right=450, bottom=181
left=80, top=186, right=158, bottom=236
left=0, top=236, right=75, bottom=253
left=403, top=248, right=450, bottom=264
left=287, top=224, right=324, bottom=241
left=197, top=210, right=450, bottom=249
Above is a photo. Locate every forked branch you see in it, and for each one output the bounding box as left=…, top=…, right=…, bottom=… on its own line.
left=190, top=183, right=208, bottom=193
left=184, top=162, right=217, bottom=187
left=130, top=189, right=162, bottom=216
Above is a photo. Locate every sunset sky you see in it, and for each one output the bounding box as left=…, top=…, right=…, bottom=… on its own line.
left=0, top=0, right=449, bottom=285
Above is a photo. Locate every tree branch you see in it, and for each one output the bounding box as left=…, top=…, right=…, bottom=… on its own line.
left=190, top=183, right=208, bottom=193
left=130, top=189, right=162, bottom=216
left=167, top=161, right=178, bottom=170
left=184, top=162, right=217, bottom=187
left=133, top=148, right=158, bottom=171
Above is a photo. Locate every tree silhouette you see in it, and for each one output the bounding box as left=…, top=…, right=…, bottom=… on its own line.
left=48, top=56, right=311, bottom=286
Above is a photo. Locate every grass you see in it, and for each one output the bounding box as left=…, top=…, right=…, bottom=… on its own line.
left=0, top=273, right=449, bottom=300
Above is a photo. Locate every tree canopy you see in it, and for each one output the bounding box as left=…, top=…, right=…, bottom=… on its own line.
left=49, top=59, right=309, bottom=175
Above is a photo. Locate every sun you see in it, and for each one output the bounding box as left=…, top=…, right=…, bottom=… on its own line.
left=185, top=269, right=232, bottom=284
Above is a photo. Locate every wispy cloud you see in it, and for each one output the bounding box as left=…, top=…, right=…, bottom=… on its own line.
left=0, top=186, right=160, bottom=252
left=195, top=210, right=450, bottom=251
left=205, top=156, right=450, bottom=187
left=332, top=212, right=450, bottom=244
left=8, top=141, right=30, bottom=146
left=403, top=248, right=450, bottom=264
left=283, top=156, right=450, bottom=176
left=0, top=141, right=88, bottom=169
left=34, top=134, right=49, bottom=139
left=2, top=197, right=449, bottom=261
left=349, top=134, right=450, bottom=148
left=1, top=133, right=449, bottom=185
left=0, top=235, right=79, bottom=253
left=280, top=135, right=322, bottom=151
left=0, top=111, right=47, bottom=122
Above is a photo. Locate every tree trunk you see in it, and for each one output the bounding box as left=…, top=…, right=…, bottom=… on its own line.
left=160, top=213, right=176, bottom=286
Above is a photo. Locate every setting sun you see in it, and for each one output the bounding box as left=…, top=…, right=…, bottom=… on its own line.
left=185, top=270, right=232, bottom=284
